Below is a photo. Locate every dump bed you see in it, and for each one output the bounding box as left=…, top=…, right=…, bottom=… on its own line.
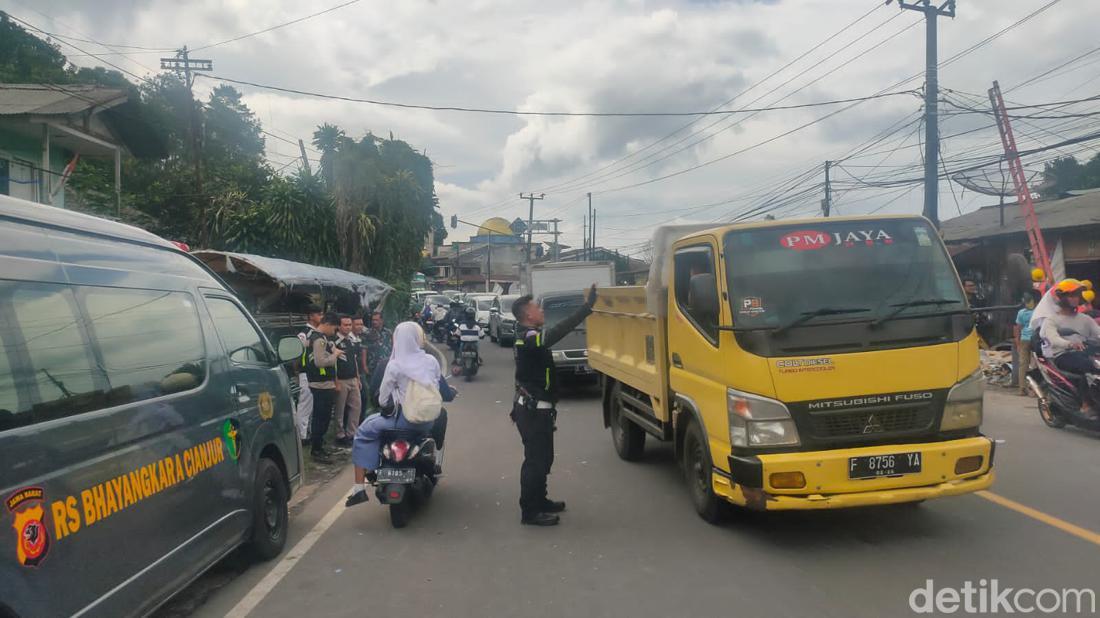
left=587, top=286, right=671, bottom=419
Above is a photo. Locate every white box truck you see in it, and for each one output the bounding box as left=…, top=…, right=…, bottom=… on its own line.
left=527, top=261, right=615, bottom=297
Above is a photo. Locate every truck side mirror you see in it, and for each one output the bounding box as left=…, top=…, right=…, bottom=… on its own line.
left=688, top=273, right=719, bottom=328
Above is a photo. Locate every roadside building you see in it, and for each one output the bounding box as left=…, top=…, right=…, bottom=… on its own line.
left=941, top=188, right=1100, bottom=342
left=0, top=84, right=162, bottom=209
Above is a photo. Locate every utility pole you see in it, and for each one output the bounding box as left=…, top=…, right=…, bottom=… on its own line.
left=551, top=219, right=561, bottom=261
left=591, top=208, right=597, bottom=258
left=298, top=139, right=312, bottom=177
left=161, top=46, right=213, bottom=242
left=822, top=160, right=832, bottom=217
left=520, top=193, right=545, bottom=265
left=586, top=192, right=593, bottom=261
left=989, top=80, right=1052, bottom=284
left=892, top=0, right=956, bottom=228
left=583, top=215, right=588, bottom=260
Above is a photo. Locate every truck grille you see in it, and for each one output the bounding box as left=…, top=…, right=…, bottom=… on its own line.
left=808, top=406, right=935, bottom=439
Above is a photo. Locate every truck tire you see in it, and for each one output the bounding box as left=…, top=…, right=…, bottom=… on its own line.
left=609, top=384, right=645, bottom=461
left=682, top=421, right=724, bottom=524
left=246, top=458, right=289, bottom=561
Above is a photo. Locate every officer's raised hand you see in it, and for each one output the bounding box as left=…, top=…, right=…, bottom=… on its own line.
left=585, top=283, right=598, bottom=308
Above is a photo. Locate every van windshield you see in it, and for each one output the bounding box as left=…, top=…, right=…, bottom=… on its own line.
left=724, top=219, right=965, bottom=332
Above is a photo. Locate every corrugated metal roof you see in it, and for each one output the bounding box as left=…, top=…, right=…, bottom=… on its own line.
left=940, top=191, right=1100, bottom=243
left=0, top=84, right=127, bottom=116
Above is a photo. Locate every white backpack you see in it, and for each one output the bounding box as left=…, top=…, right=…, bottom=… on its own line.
left=401, top=378, right=443, bottom=423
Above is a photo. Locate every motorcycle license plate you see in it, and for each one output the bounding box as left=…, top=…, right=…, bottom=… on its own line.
left=462, top=350, right=478, bottom=357
left=377, top=468, right=416, bottom=484
left=848, top=452, right=922, bottom=480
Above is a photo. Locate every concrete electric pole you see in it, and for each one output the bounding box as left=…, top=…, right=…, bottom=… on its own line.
left=822, top=160, right=832, bottom=217
left=891, top=0, right=956, bottom=228
left=520, top=193, right=544, bottom=265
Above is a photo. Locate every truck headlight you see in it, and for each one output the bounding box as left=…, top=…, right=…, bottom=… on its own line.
left=941, top=369, right=984, bottom=431
left=727, top=388, right=800, bottom=448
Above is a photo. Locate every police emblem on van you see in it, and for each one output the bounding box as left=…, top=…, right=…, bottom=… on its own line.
left=7, top=487, right=50, bottom=567
left=223, top=419, right=241, bottom=461
left=258, top=392, right=275, bottom=420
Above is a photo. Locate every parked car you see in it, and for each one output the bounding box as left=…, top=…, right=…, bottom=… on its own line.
left=465, top=293, right=498, bottom=331
left=490, top=294, right=521, bottom=346
left=0, top=195, right=304, bottom=618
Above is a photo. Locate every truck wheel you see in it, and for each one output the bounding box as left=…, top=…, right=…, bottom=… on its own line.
left=683, top=421, right=724, bottom=524
left=609, top=385, right=645, bottom=461
left=246, top=458, right=289, bottom=561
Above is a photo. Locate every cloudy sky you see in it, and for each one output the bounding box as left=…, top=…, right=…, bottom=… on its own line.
left=8, top=0, right=1100, bottom=254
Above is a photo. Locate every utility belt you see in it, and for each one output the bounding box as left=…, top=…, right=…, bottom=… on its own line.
left=516, top=395, right=554, bottom=410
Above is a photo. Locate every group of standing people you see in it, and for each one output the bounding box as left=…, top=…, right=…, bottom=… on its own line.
left=294, top=304, right=393, bottom=462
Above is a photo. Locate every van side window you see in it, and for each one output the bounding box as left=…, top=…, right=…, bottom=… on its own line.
left=205, top=297, right=271, bottom=365
left=673, top=245, right=719, bottom=343
left=0, top=282, right=102, bottom=431
left=82, top=288, right=207, bottom=401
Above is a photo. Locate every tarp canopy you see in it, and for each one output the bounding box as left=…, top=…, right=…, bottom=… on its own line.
left=193, top=250, right=392, bottom=315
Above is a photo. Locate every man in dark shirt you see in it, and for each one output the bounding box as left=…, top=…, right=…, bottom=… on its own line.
left=511, top=284, right=597, bottom=526
left=333, top=315, right=362, bottom=447
left=306, top=313, right=344, bottom=462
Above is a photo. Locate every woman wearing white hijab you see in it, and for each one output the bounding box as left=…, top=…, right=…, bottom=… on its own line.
left=347, top=321, right=456, bottom=507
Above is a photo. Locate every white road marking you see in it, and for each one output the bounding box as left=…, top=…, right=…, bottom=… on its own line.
left=224, top=492, right=349, bottom=618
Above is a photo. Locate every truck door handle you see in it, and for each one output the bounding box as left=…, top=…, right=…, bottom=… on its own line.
left=671, top=353, right=683, bottom=368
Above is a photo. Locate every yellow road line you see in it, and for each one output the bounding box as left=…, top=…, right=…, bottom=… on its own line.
left=977, top=490, right=1100, bottom=547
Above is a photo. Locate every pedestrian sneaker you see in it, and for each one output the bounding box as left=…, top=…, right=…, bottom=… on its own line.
left=521, top=512, right=560, bottom=526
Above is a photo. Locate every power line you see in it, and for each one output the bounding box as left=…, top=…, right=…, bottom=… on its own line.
left=197, top=74, right=918, bottom=118
left=190, top=0, right=364, bottom=52
left=531, top=3, right=890, bottom=194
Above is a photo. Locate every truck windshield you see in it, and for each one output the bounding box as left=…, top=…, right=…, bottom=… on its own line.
left=542, top=295, right=586, bottom=329
left=724, top=219, right=965, bottom=332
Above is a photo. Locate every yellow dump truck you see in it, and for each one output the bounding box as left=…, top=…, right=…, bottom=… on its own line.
left=587, top=216, right=994, bottom=520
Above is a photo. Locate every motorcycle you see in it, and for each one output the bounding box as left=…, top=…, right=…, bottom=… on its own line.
left=449, top=323, right=482, bottom=382
left=1026, top=333, right=1100, bottom=432
left=373, top=430, right=440, bottom=528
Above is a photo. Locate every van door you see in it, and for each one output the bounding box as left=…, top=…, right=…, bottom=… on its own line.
left=200, top=294, right=295, bottom=525
left=667, top=241, right=732, bottom=465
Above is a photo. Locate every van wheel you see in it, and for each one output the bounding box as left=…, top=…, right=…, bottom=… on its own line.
left=247, top=458, right=288, bottom=561
left=609, top=385, right=645, bottom=461
left=683, top=421, right=724, bottom=524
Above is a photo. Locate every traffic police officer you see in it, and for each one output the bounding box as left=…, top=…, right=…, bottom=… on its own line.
left=510, top=284, right=597, bottom=526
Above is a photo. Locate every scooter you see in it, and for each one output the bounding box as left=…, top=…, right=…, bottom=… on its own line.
left=1026, top=334, right=1100, bottom=432
left=373, top=430, right=440, bottom=528
left=449, top=323, right=482, bottom=382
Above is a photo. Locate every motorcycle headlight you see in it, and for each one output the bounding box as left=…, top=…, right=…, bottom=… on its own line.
left=727, top=388, right=800, bottom=448
left=941, top=369, right=984, bottom=431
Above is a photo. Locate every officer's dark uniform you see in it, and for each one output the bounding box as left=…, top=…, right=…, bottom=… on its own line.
left=512, top=299, right=593, bottom=521
left=305, top=329, right=337, bottom=456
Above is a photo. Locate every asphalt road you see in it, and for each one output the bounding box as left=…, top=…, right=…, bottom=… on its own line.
left=174, top=342, right=1100, bottom=618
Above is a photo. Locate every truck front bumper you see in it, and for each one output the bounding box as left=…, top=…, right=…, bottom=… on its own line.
left=717, top=436, right=995, bottom=510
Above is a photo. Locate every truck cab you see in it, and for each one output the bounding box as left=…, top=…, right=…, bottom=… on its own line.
left=588, top=216, right=993, bottom=519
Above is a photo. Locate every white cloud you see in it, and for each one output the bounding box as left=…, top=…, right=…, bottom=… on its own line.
left=15, top=0, right=1100, bottom=253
